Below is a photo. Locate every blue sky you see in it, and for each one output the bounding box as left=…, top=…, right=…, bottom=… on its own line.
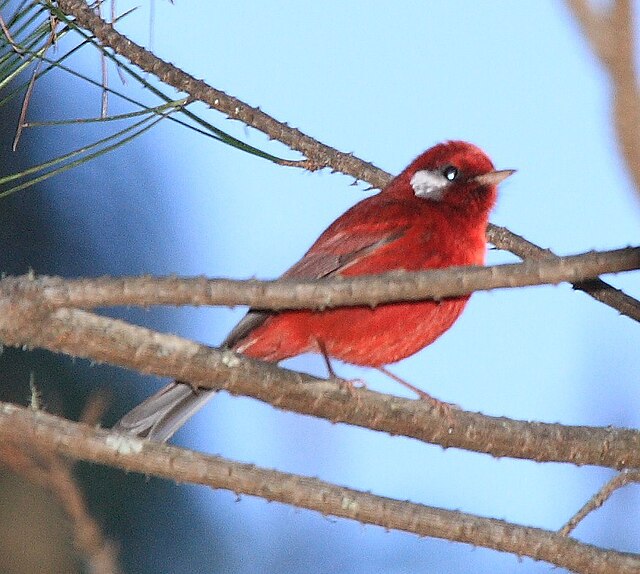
left=36, top=2, right=640, bottom=572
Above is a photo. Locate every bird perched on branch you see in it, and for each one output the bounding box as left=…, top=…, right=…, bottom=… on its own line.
left=114, top=140, right=514, bottom=441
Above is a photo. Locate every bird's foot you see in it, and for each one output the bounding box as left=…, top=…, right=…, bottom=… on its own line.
left=408, top=387, right=460, bottom=427
left=419, top=394, right=460, bottom=424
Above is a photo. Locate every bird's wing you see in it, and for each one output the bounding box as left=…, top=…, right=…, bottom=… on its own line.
left=222, top=230, right=404, bottom=348
left=281, top=227, right=406, bottom=279
left=223, top=203, right=411, bottom=349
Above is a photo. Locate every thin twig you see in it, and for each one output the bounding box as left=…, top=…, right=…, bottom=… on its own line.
left=98, top=0, right=108, bottom=118
left=0, top=402, right=638, bottom=574
left=559, top=470, right=640, bottom=536
left=0, top=11, right=24, bottom=54
left=12, top=14, right=59, bottom=151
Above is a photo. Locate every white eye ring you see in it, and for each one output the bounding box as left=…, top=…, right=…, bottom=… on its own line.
left=410, top=169, right=450, bottom=201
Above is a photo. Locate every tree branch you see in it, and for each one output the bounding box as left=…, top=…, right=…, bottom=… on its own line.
left=0, top=300, right=638, bottom=468
left=1, top=246, right=638, bottom=312
left=486, top=226, right=640, bottom=321
left=565, top=0, right=640, bottom=198
left=0, top=402, right=638, bottom=574
left=52, top=0, right=389, bottom=185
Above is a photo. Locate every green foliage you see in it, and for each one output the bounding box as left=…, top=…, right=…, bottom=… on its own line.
left=0, top=0, right=286, bottom=197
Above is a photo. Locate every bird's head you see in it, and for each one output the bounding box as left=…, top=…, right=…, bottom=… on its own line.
left=387, top=141, right=514, bottom=215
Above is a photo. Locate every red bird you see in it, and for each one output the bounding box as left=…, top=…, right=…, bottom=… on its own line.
left=115, top=141, right=513, bottom=441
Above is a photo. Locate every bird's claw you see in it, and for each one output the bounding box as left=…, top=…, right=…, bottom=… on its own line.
left=420, top=395, right=460, bottom=425
left=336, top=377, right=367, bottom=396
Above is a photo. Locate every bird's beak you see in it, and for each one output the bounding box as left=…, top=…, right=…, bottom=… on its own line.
left=473, top=169, right=516, bottom=186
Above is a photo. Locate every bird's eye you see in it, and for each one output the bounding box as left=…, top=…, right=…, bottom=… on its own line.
left=442, top=165, right=459, bottom=181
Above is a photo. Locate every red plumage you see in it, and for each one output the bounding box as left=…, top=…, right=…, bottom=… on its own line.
left=114, top=140, right=513, bottom=441
left=233, top=140, right=503, bottom=364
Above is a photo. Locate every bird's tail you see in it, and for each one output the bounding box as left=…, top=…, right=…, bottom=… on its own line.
left=112, top=381, right=217, bottom=442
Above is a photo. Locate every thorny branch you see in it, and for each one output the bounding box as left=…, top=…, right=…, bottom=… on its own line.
left=0, top=402, right=639, bottom=574
left=486, top=226, right=640, bottom=321
left=0, top=300, right=638, bottom=469
left=0, top=246, right=638, bottom=312
left=53, top=0, right=640, bottom=321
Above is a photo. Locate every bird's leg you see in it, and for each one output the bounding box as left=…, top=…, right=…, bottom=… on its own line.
left=316, top=338, right=338, bottom=379
left=315, top=339, right=366, bottom=395
left=375, top=366, right=430, bottom=398
left=376, top=366, right=458, bottom=417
